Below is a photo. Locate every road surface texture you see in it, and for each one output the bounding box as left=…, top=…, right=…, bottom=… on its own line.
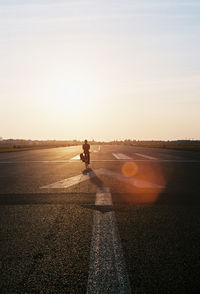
left=0, top=145, right=200, bottom=293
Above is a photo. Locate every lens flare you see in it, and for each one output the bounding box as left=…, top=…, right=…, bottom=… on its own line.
left=122, top=162, right=138, bottom=177
left=120, top=162, right=171, bottom=205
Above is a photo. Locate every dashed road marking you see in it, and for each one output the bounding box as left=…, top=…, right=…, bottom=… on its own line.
left=87, top=187, right=131, bottom=294
left=112, top=153, right=132, bottom=160
left=135, top=153, right=157, bottom=160
left=93, top=146, right=101, bottom=153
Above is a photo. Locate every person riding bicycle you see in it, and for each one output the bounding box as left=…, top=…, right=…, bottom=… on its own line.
left=82, top=139, right=90, bottom=167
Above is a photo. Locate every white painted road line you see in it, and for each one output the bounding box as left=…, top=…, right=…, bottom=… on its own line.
left=112, top=153, right=132, bottom=160
left=41, top=170, right=97, bottom=189
left=95, top=187, right=112, bottom=206
left=87, top=187, right=131, bottom=294
left=70, top=154, right=80, bottom=160
left=40, top=168, right=163, bottom=190
left=98, top=168, right=163, bottom=189
left=135, top=153, right=157, bottom=160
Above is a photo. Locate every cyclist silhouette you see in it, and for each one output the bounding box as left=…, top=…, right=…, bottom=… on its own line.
left=82, top=139, right=90, bottom=168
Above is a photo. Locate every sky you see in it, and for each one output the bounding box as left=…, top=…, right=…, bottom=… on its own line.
left=0, top=0, right=200, bottom=141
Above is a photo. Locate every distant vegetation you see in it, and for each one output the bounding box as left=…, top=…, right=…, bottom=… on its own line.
left=0, top=138, right=199, bottom=152
left=0, top=139, right=83, bottom=153
left=109, top=139, right=200, bottom=151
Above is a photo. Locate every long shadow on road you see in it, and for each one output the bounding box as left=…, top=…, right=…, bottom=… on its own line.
left=82, top=168, right=104, bottom=189
left=81, top=168, right=113, bottom=213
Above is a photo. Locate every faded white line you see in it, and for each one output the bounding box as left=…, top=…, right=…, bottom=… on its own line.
left=98, top=168, right=163, bottom=189
left=40, top=168, right=163, bottom=190
left=70, top=154, right=80, bottom=160
left=87, top=187, right=131, bottom=294
left=135, top=153, right=157, bottom=160
left=112, top=153, right=132, bottom=160
left=41, top=170, right=97, bottom=189
left=95, top=187, right=112, bottom=206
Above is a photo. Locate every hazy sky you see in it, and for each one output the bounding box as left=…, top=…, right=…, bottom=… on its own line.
left=0, top=0, right=200, bottom=141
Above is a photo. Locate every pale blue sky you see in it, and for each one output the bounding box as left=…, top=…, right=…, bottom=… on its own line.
left=0, top=0, right=200, bottom=140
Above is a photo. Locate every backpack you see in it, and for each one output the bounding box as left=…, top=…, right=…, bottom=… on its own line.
left=80, top=153, right=85, bottom=162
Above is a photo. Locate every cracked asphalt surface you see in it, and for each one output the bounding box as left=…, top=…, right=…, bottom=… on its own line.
left=0, top=145, right=200, bottom=293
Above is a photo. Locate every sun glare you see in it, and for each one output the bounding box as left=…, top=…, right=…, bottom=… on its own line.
left=56, top=79, right=92, bottom=108
left=40, top=76, right=99, bottom=116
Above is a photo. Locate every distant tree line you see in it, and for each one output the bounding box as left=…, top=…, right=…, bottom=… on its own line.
left=107, top=139, right=200, bottom=145
left=0, top=138, right=199, bottom=149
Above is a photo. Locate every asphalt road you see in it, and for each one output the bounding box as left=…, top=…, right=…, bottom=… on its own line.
left=0, top=145, right=200, bottom=293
